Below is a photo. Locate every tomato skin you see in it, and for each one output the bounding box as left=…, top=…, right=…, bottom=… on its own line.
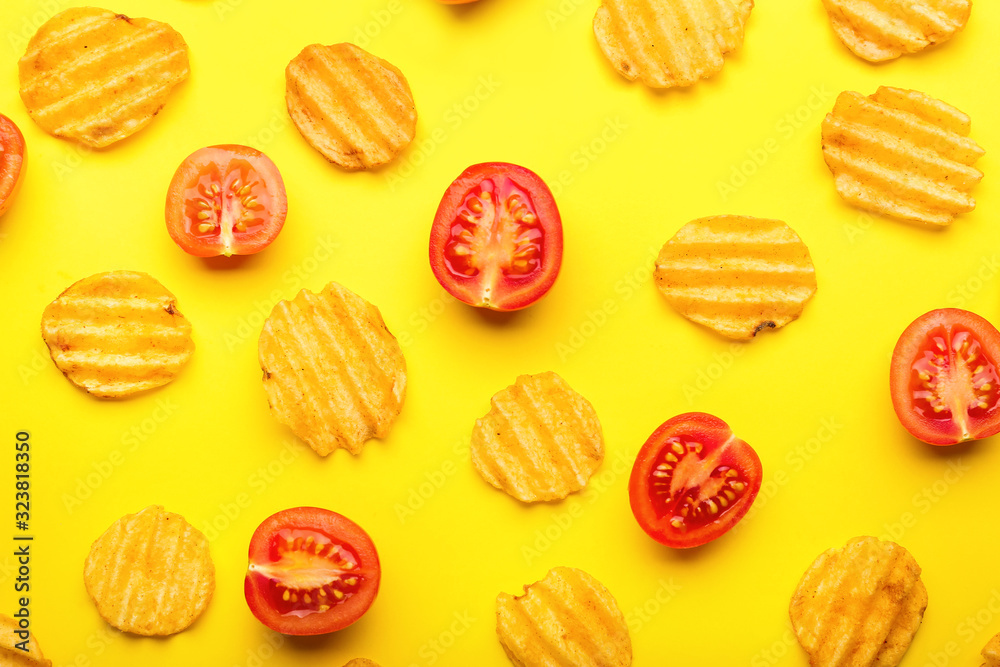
left=628, top=413, right=762, bottom=548
left=165, top=144, right=287, bottom=257
left=0, top=114, right=26, bottom=218
left=429, top=162, right=563, bottom=312
left=890, top=308, right=1000, bottom=446
left=244, top=507, right=380, bottom=636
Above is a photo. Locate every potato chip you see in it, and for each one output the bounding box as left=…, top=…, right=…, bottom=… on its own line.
left=258, top=282, right=407, bottom=456
left=343, top=661, right=381, bottom=667
left=822, top=86, right=984, bottom=227
left=0, top=614, right=51, bottom=667
left=983, top=632, right=1000, bottom=667
left=19, top=7, right=189, bottom=148
left=496, top=566, right=631, bottom=667
left=471, top=372, right=604, bottom=503
left=822, top=0, right=971, bottom=62
left=790, top=536, right=926, bottom=667
left=41, top=270, right=194, bottom=398
left=286, top=43, right=416, bottom=170
left=593, top=0, right=753, bottom=88
left=84, top=505, right=215, bottom=636
left=654, top=215, right=816, bottom=340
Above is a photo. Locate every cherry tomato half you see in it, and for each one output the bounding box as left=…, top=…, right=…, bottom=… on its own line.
left=890, top=308, right=1000, bottom=446
left=166, top=145, right=287, bottom=257
left=629, top=413, right=762, bottom=548
left=244, top=507, right=380, bottom=635
left=0, top=114, right=26, bottom=218
left=429, top=162, right=563, bottom=311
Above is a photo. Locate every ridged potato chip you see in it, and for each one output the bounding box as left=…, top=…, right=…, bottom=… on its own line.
left=286, top=43, right=416, bottom=170
left=496, top=566, right=631, bottom=667
left=822, top=0, right=971, bottom=62
left=19, top=7, right=189, bottom=148
left=471, top=372, right=604, bottom=503
left=593, top=0, right=753, bottom=88
left=258, top=282, right=407, bottom=456
left=822, top=86, right=984, bottom=227
left=790, top=536, right=927, bottom=667
left=983, top=632, right=1000, bottom=667
left=0, top=614, right=51, bottom=667
left=654, top=215, right=816, bottom=340
left=84, top=505, right=215, bottom=636
left=343, top=661, right=381, bottom=667
left=41, top=271, right=194, bottom=398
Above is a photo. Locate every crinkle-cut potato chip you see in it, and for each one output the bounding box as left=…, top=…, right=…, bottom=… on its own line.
left=84, top=505, right=215, bottom=636
left=822, top=86, right=984, bottom=227
left=497, top=567, right=631, bottom=667
left=822, top=0, right=971, bottom=62
left=41, top=270, right=194, bottom=398
left=0, top=614, right=51, bottom=667
left=593, top=0, right=753, bottom=88
left=790, top=536, right=927, bottom=667
left=983, top=632, right=1000, bottom=667
left=286, top=43, right=416, bottom=170
left=343, top=661, right=381, bottom=667
left=258, top=282, right=407, bottom=456
left=654, top=215, right=816, bottom=340
left=471, top=372, right=604, bottom=503
left=18, top=7, right=189, bottom=148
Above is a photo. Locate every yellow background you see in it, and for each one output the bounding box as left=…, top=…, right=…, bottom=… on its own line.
left=1, top=0, right=999, bottom=664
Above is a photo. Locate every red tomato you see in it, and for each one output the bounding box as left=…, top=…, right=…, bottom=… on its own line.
left=244, top=507, right=380, bottom=635
left=429, top=162, right=562, bottom=311
left=890, top=308, right=1000, bottom=446
left=166, top=145, right=287, bottom=257
left=629, top=413, right=762, bottom=548
left=0, top=114, right=26, bottom=218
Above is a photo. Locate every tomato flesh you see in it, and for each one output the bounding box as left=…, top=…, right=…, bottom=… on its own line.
left=0, top=114, right=26, bottom=218
left=166, top=145, right=286, bottom=257
left=430, top=162, right=562, bottom=311
left=891, top=309, right=1000, bottom=445
left=629, top=413, right=762, bottom=548
left=244, top=507, right=379, bottom=635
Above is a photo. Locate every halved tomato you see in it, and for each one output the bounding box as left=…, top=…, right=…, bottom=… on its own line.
left=244, top=507, right=380, bottom=635
left=0, top=114, right=26, bottom=218
left=890, top=308, right=1000, bottom=446
left=429, top=162, right=562, bottom=311
left=629, top=412, right=762, bottom=548
left=166, top=144, right=287, bottom=257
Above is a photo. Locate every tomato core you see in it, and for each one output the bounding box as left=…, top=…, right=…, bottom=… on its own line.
left=250, top=527, right=366, bottom=619
left=908, top=326, right=1000, bottom=438
left=444, top=178, right=545, bottom=288
left=182, top=160, right=269, bottom=255
left=647, top=435, right=749, bottom=534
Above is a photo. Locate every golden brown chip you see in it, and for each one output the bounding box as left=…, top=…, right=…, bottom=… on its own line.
left=593, top=0, right=753, bottom=88
left=343, top=661, right=381, bottom=667
left=983, top=632, right=1000, bottom=667
left=790, top=536, right=926, bottom=667
left=258, top=282, right=407, bottom=456
left=497, top=567, right=631, bottom=667
left=0, top=614, right=51, bottom=667
left=654, top=215, right=816, bottom=340
left=84, top=505, right=215, bottom=636
left=822, top=0, right=970, bottom=62
left=41, top=270, right=194, bottom=398
left=471, top=372, right=604, bottom=503
left=286, top=43, right=416, bottom=170
left=822, top=86, right=984, bottom=227
left=18, top=7, right=189, bottom=148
